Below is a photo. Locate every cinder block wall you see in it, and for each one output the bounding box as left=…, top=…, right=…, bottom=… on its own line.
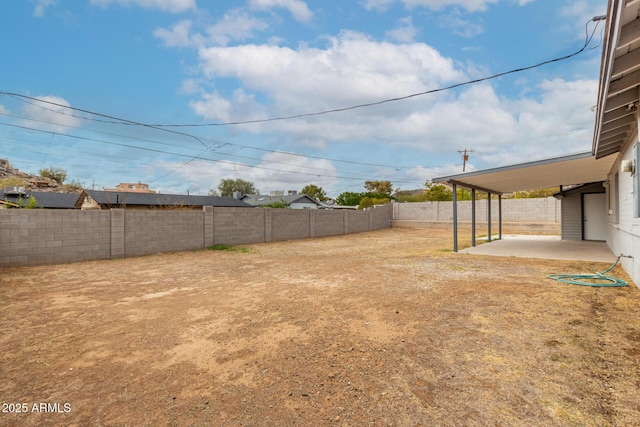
left=1, top=205, right=392, bottom=267
left=271, top=210, right=311, bottom=242
left=347, top=210, right=370, bottom=234
left=0, top=210, right=111, bottom=266
left=314, top=210, right=345, bottom=237
left=393, top=197, right=560, bottom=223
left=124, top=210, right=204, bottom=257
left=213, top=207, right=266, bottom=245
left=371, top=204, right=393, bottom=229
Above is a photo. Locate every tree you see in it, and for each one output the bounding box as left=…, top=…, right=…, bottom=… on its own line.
left=358, top=196, right=373, bottom=210
left=262, top=201, right=289, bottom=209
left=300, top=184, right=328, bottom=202
left=215, top=178, right=257, bottom=197
left=335, top=191, right=367, bottom=206
left=39, top=167, right=67, bottom=184
left=64, top=179, right=84, bottom=192
left=364, top=180, right=392, bottom=195
left=22, top=195, right=39, bottom=209
left=423, top=182, right=452, bottom=201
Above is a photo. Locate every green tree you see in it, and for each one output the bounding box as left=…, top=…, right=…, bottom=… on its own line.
left=359, top=196, right=391, bottom=210
left=14, top=195, right=38, bottom=209
left=335, top=191, right=367, bottom=206
left=39, top=167, right=67, bottom=184
left=423, top=182, right=452, bottom=201
left=64, top=179, right=84, bottom=192
left=215, top=178, right=257, bottom=197
left=300, top=184, right=328, bottom=202
left=358, top=196, right=373, bottom=210
left=262, top=200, right=289, bottom=208
left=364, top=180, right=392, bottom=195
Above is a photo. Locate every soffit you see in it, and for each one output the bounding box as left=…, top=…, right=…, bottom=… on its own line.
left=433, top=152, right=616, bottom=195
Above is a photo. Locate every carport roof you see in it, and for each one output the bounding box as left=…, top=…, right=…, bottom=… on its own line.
left=432, top=151, right=616, bottom=195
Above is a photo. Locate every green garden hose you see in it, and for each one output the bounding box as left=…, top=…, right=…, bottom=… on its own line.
left=547, top=256, right=628, bottom=287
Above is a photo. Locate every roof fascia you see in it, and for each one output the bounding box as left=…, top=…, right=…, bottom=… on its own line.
left=593, top=0, right=626, bottom=155
left=447, top=179, right=503, bottom=195
left=432, top=152, right=593, bottom=184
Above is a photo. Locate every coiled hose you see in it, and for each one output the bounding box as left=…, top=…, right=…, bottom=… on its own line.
left=547, top=256, right=628, bottom=287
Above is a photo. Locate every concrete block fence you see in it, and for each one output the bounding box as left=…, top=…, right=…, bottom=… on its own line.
left=392, top=197, right=560, bottom=223
left=0, top=204, right=392, bottom=267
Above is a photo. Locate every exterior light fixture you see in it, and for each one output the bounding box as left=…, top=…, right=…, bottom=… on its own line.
left=621, top=159, right=635, bottom=174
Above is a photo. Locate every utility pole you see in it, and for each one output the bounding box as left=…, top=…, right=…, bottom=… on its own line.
left=458, top=149, right=474, bottom=172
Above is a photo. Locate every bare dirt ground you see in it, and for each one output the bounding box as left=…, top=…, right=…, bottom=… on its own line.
left=1, top=225, right=640, bottom=426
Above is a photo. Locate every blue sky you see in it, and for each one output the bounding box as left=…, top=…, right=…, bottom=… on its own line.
left=1, top=0, right=606, bottom=197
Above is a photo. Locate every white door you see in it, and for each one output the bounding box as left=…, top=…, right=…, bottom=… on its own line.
left=583, top=193, right=606, bottom=241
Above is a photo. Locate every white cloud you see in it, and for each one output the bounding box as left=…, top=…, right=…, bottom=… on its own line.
left=361, top=0, right=395, bottom=12
left=154, top=11, right=269, bottom=48
left=19, top=95, right=83, bottom=133
left=386, top=16, right=419, bottom=43
left=153, top=19, right=198, bottom=47
left=363, top=0, right=532, bottom=13
left=438, top=10, right=484, bottom=38
left=406, top=163, right=465, bottom=181
left=32, top=0, right=55, bottom=17
left=249, top=0, right=313, bottom=23
left=205, top=9, right=269, bottom=46
left=189, top=88, right=265, bottom=123
left=154, top=152, right=338, bottom=195
left=194, top=31, right=466, bottom=120
left=90, top=0, right=196, bottom=13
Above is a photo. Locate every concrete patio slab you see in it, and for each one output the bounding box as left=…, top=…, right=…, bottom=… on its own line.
left=459, top=235, right=617, bottom=263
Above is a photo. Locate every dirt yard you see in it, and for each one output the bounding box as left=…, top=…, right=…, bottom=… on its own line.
left=1, top=225, right=640, bottom=426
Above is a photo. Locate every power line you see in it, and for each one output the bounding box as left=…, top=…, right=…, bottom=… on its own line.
left=137, top=17, right=603, bottom=128
left=1, top=94, right=407, bottom=171
left=1, top=112, right=392, bottom=180
left=0, top=121, right=426, bottom=185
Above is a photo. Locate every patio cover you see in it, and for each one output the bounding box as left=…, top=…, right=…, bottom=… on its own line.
left=432, top=151, right=616, bottom=195
left=431, top=151, right=616, bottom=252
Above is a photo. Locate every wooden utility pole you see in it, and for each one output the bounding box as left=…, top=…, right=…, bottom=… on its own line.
left=458, top=149, right=474, bottom=171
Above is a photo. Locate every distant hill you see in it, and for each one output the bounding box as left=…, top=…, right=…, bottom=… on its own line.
left=0, top=158, right=80, bottom=193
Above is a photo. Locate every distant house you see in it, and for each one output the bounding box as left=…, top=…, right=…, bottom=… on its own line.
left=76, top=190, right=253, bottom=210
left=1, top=188, right=80, bottom=209
left=241, top=193, right=324, bottom=209
left=103, top=182, right=156, bottom=193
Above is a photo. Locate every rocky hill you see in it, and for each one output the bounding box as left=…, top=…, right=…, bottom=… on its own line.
left=0, top=158, right=80, bottom=193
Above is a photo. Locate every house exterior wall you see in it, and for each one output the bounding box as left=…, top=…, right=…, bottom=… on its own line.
left=0, top=205, right=392, bottom=267
left=605, top=131, right=640, bottom=286
left=289, top=202, right=318, bottom=209
left=561, top=194, right=582, bottom=241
